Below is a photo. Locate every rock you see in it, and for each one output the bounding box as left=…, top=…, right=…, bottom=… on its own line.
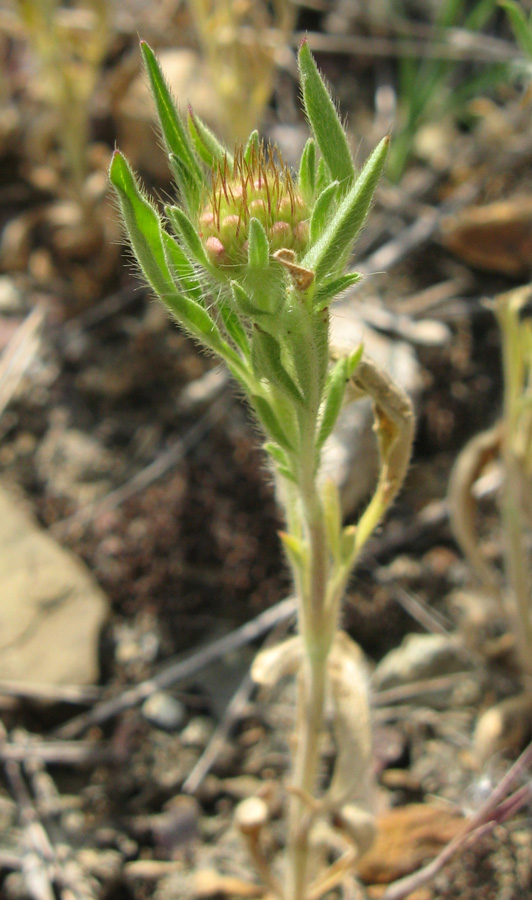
left=180, top=717, right=213, bottom=749
left=35, top=417, right=118, bottom=505
left=473, top=693, right=532, bottom=764
left=0, top=277, right=24, bottom=314
left=372, top=633, right=467, bottom=692
left=116, top=49, right=221, bottom=180
left=0, top=483, right=108, bottom=685
left=142, top=692, right=186, bottom=732
left=324, top=299, right=421, bottom=516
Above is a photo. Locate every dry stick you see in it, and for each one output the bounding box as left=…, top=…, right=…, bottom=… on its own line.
left=52, top=393, right=229, bottom=535
left=55, top=596, right=297, bottom=740
left=183, top=670, right=254, bottom=795
left=5, top=760, right=56, bottom=900
left=183, top=616, right=292, bottom=794
left=0, top=739, right=112, bottom=766
left=382, top=739, right=532, bottom=900
left=389, top=584, right=453, bottom=636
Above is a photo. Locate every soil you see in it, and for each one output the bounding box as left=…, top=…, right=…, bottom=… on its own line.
left=1, top=5, right=532, bottom=900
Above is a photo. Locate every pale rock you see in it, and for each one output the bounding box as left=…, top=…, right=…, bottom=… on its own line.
left=0, top=276, right=24, bottom=314
left=0, top=484, right=108, bottom=685
left=372, top=632, right=467, bottom=692
left=142, top=692, right=186, bottom=732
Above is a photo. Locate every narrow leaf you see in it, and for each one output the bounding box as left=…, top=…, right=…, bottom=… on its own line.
left=218, top=300, right=251, bottom=357
left=247, top=217, right=270, bottom=270
left=169, top=153, right=202, bottom=215
left=310, top=181, right=339, bottom=244
left=251, top=394, right=295, bottom=451
left=298, top=40, right=355, bottom=190
left=279, top=531, right=307, bottom=566
left=302, top=136, right=389, bottom=281
left=264, top=442, right=290, bottom=466
left=244, top=130, right=260, bottom=165
left=314, top=272, right=362, bottom=311
left=187, top=106, right=234, bottom=168
left=109, top=150, right=172, bottom=297
left=164, top=289, right=247, bottom=379
left=140, top=41, right=203, bottom=183
left=317, top=355, right=349, bottom=450
left=298, top=138, right=317, bottom=205
left=166, top=204, right=214, bottom=271
left=501, top=0, right=532, bottom=59
left=161, top=230, right=202, bottom=302
left=231, top=281, right=272, bottom=318
left=252, top=327, right=305, bottom=407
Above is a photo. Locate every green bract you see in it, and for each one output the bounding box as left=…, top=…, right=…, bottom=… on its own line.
left=110, top=39, right=388, bottom=483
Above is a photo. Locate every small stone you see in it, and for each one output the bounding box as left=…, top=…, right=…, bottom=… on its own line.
left=0, top=482, right=108, bottom=685
left=142, top=692, right=186, bottom=732
left=180, top=717, right=213, bottom=748
left=373, top=633, right=467, bottom=692
left=0, top=276, right=24, bottom=314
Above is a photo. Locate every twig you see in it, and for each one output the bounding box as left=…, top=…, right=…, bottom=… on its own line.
left=381, top=740, right=532, bottom=900
left=52, top=393, right=229, bottom=535
left=0, top=739, right=112, bottom=766
left=0, top=305, right=45, bottom=424
left=55, top=596, right=297, bottom=739
left=183, top=615, right=292, bottom=794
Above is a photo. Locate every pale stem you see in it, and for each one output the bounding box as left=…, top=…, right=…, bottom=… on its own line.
left=499, top=302, right=532, bottom=673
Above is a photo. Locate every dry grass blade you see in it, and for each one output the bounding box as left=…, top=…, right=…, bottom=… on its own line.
left=0, top=305, right=45, bottom=422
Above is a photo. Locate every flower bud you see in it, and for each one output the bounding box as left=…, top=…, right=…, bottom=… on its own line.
left=198, top=142, right=310, bottom=271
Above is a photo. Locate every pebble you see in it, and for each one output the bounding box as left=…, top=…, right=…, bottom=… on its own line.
left=372, top=632, right=468, bottom=692
left=180, top=716, right=213, bottom=749
left=141, top=692, right=186, bottom=732
left=0, top=276, right=24, bottom=314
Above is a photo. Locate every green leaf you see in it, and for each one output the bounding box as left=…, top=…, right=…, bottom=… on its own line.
left=164, top=289, right=249, bottom=381
left=346, top=343, right=363, bottom=377
left=302, top=135, right=389, bottom=281
left=247, top=217, right=270, bottom=270
left=231, top=280, right=272, bottom=318
left=316, top=355, right=349, bottom=450
left=316, top=158, right=331, bottom=194
left=251, top=394, right=295, bottom=451
left=244, top=130, right=260, bottom=165
left=264, top=441, right=290, bottom=466
left=140, top=41, right=203, bottom=184
left=279, top=530, right=308, bottom=567
left=252, top=327, right=305, bottom=407
left=187, top=106, right=233, bottom=168
left=218, top=299, right=251, bottom=357
left=161, top=230, right=202, bottom=302
left=166, top=204, right=215, bottom=272
left=314, top=272, right=362, bottom=311
left=298, top=40, right=355, bottom=191
left=109, top=150, right=172, bottom=297
left=169, top=153, right=202, bottom=215
left=500, top=0, right=532, bottom=59
left=298, top=138, right=317, bottom=205
left=310, top=181, right=338, bottom=244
